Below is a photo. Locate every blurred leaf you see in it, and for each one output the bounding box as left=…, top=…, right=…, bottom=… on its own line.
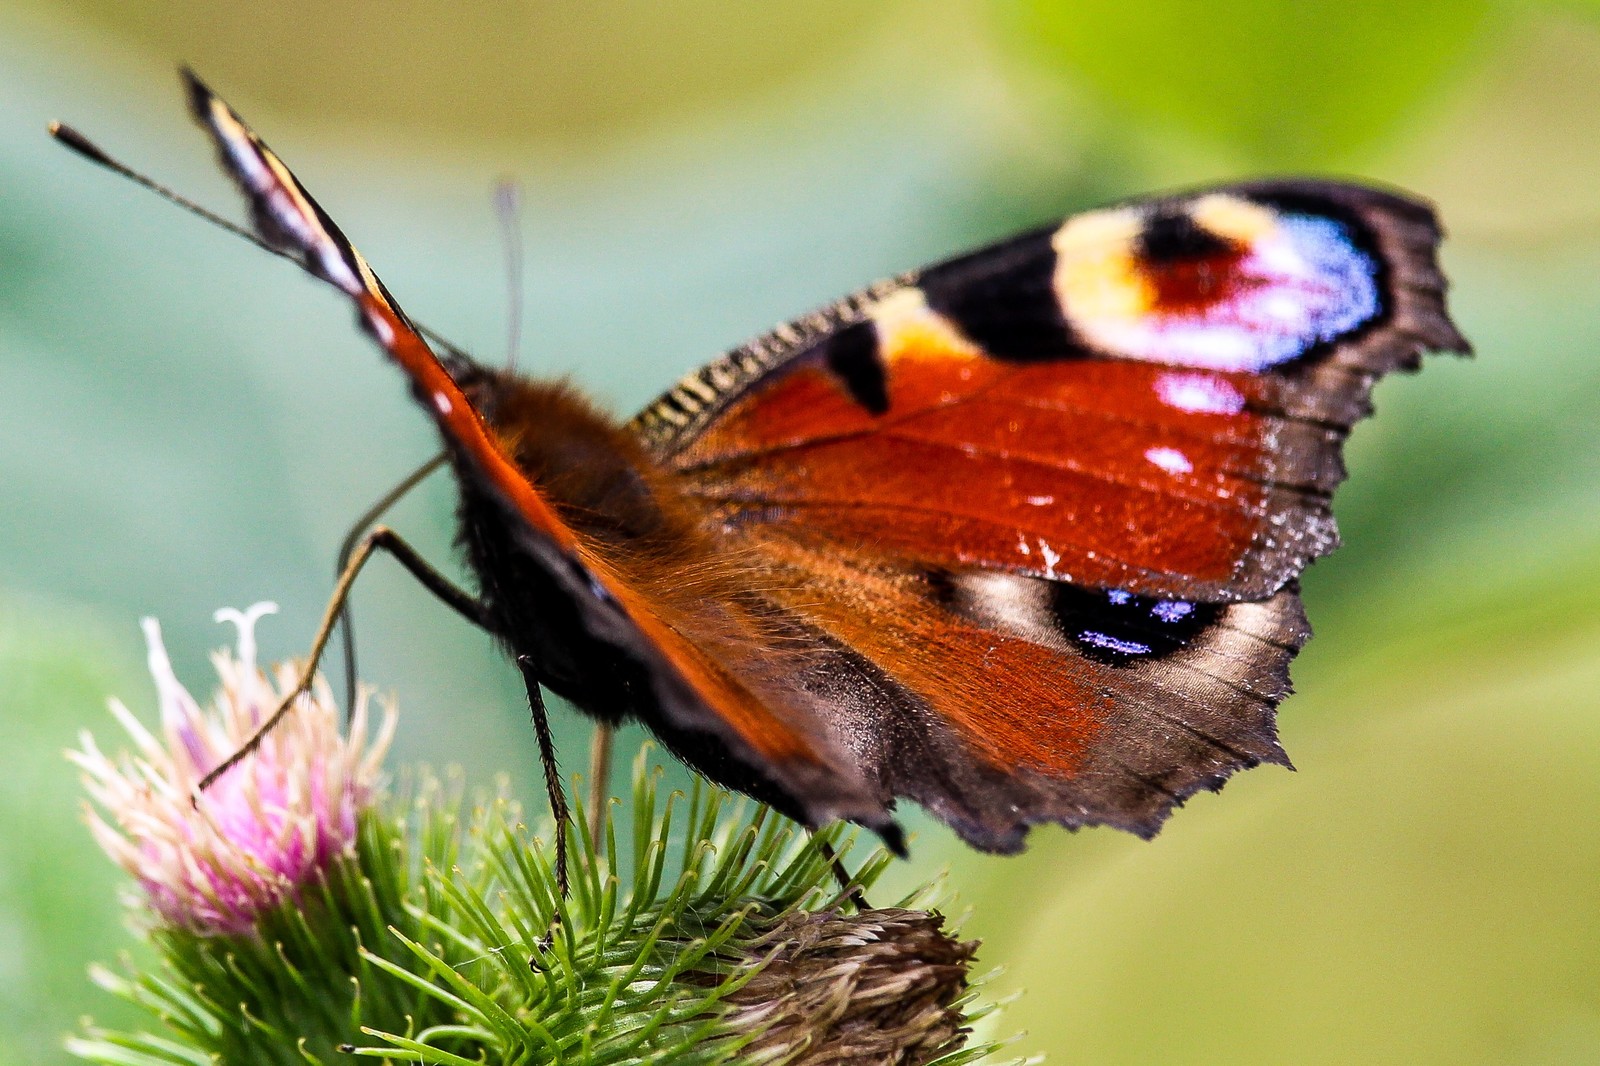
left=996, top=0, right=1496, bottom=167
left=56, top=0, right=905, bottom=149
left=0, top=598, right=149, bottom=1066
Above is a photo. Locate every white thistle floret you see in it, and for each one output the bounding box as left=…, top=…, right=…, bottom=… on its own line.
left=70, top=603, right=397, bottom=936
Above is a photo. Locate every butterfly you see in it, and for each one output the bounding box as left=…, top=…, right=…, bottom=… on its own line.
left=57, top=71, right=1466, bottom=868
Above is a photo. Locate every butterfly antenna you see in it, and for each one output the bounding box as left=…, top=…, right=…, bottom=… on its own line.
left=494, top=179, right=526, bottom=372
left=48, top=119, right=473, bottom=362
left=50, top=121, right=288, bottom=259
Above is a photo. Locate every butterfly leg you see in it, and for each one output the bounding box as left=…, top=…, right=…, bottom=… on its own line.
left=515, top=657, right=572, bottom=899
left=196, top=525, right=491, bottom=795
left=815, top=837, right=870, bottom=910
left=333, top=452, right=449, bottom=716
left=586, top=725, right=615, bottom=845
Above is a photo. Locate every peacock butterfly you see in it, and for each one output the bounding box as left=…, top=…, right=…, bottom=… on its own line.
left=57, top=71, right=1468, bottom=860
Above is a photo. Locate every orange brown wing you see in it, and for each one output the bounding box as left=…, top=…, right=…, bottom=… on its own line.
left=631, top=182, right=1465, bottom=849
left=745, top=534, right=1311, bottom=849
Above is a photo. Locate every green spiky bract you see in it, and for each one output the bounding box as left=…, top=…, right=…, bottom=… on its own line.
left=69, top=750, right=1007, bottom=1065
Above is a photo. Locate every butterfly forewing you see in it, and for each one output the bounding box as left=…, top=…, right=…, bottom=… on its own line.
left=643, top=182, right=1466, bottom=602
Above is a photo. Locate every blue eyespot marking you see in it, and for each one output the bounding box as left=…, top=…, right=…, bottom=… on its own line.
left=1151, top=600, right=1194, bottom=623
left=1049, top=585, right=1219, bottom=665
left=1079, top=631, right=1153, bottom=656
left=1277, top=214, right=1382, bottom=352
left=1058, top=197, right=1383, bottom=373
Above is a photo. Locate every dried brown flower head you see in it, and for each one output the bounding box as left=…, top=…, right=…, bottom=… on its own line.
left=719, top=906, right=978, bottom=1065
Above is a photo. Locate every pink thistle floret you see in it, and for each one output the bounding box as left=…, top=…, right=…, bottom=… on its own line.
left=71, top=603, right=397, bottom=937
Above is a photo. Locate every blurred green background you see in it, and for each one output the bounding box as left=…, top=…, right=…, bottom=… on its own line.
left=3, top=1, right=1598, bottom=1062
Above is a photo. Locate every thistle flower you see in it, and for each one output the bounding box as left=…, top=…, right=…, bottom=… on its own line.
left=69, top=613, right=1009, bottom=1065
left=70, top=602, right=396, bottom=936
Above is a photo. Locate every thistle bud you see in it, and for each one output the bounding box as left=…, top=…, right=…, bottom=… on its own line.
left=719, top=907, right=978, bottom=1065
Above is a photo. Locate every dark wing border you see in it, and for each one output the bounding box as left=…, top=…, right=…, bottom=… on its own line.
left=630, top=178, right=1468, bottom=459
left=630, top=270, right=915, bottom=455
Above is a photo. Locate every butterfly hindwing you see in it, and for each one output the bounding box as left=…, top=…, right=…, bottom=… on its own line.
left=735, top=531, right=1310, bottom=849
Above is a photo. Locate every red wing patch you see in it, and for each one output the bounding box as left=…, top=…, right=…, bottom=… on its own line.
left=673, top=350, right=1324, bottom=600
left=658, top=183, right=1467, bottom=603
left=742, top=532, right=1308, bottom=849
